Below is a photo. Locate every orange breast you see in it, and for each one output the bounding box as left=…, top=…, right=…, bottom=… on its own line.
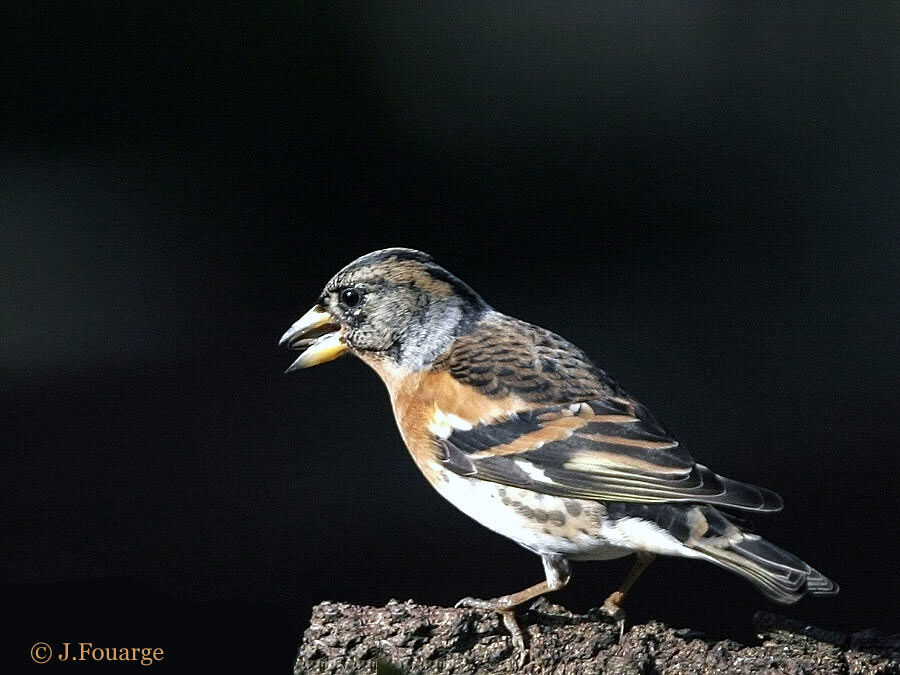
left=384, top=369, right=535, bottom=484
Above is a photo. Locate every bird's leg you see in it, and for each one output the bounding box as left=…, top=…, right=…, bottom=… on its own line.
left=456, top=554, right=570, bottom=650
left=602, top=552, right=656, bottom=638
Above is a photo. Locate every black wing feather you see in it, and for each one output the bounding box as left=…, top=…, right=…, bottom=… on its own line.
left=437, top=400, right=782, bottom=512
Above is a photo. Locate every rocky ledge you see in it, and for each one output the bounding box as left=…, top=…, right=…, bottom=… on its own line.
left=295, top=599, right=898, bottom=674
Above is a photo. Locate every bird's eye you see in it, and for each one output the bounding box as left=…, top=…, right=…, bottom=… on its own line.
left=339, top=287, right=362, bottom=308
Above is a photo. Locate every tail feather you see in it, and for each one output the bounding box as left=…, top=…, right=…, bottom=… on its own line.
left=691, top=510, right=839, bottom=603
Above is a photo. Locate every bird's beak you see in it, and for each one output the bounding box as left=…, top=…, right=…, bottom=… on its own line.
left=279, top=305, right=348, bottom=372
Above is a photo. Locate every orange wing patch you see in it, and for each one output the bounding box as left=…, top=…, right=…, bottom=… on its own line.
left=468, top=411, right=590, bottom=458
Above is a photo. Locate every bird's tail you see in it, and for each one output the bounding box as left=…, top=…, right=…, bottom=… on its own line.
left=689, top=507, right=839, bottom=603
left=607, top=502, right=838, bottom=603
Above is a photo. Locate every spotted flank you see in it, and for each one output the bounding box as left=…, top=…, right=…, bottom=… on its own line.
left=427, top=462, right=630, bottom=560
left=434, top=399, right=783, bottom=512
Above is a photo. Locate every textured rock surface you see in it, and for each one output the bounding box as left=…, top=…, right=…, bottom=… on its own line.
left=295, top=599, right=899, bottom=674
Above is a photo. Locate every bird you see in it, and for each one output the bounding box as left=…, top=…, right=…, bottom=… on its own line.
left=279, top=247, right=838, bottom=649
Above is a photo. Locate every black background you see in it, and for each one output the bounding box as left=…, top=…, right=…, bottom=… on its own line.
left=4, top=3, right=899, bottom=671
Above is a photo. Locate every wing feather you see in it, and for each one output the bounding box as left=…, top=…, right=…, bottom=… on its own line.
left=435, top=399, right=782, bottom=512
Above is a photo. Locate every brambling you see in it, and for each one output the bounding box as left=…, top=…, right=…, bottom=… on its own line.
left=280, top=248, right=838, bottom=649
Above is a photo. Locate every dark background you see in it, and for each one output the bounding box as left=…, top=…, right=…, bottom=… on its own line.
left=4, top=3, right=898, bottom=671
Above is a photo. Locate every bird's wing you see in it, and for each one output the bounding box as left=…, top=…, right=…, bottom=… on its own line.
left=434, top=398, right=782, bottom=512
left=430, top=313, right=617, bottom=404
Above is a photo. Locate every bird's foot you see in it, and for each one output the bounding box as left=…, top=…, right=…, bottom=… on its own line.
left=455, top=595, right=515, bottom=611
left=456, top=597, right=527, bottom=652
left=601, top=591, right=627, bottom=641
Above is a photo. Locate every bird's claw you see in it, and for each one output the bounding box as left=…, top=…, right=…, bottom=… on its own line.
left=455, top=597, right=527, bottom=653
left=499, top=610, right=526, bottom=652
left=601, top=594, right=627, bottom=641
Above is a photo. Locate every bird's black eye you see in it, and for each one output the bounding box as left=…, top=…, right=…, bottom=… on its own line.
left=339, top=287, right=362, bottom=308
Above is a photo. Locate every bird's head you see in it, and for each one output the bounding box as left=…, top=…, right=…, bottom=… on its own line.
left=280, top=248, right=489, bottom=373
